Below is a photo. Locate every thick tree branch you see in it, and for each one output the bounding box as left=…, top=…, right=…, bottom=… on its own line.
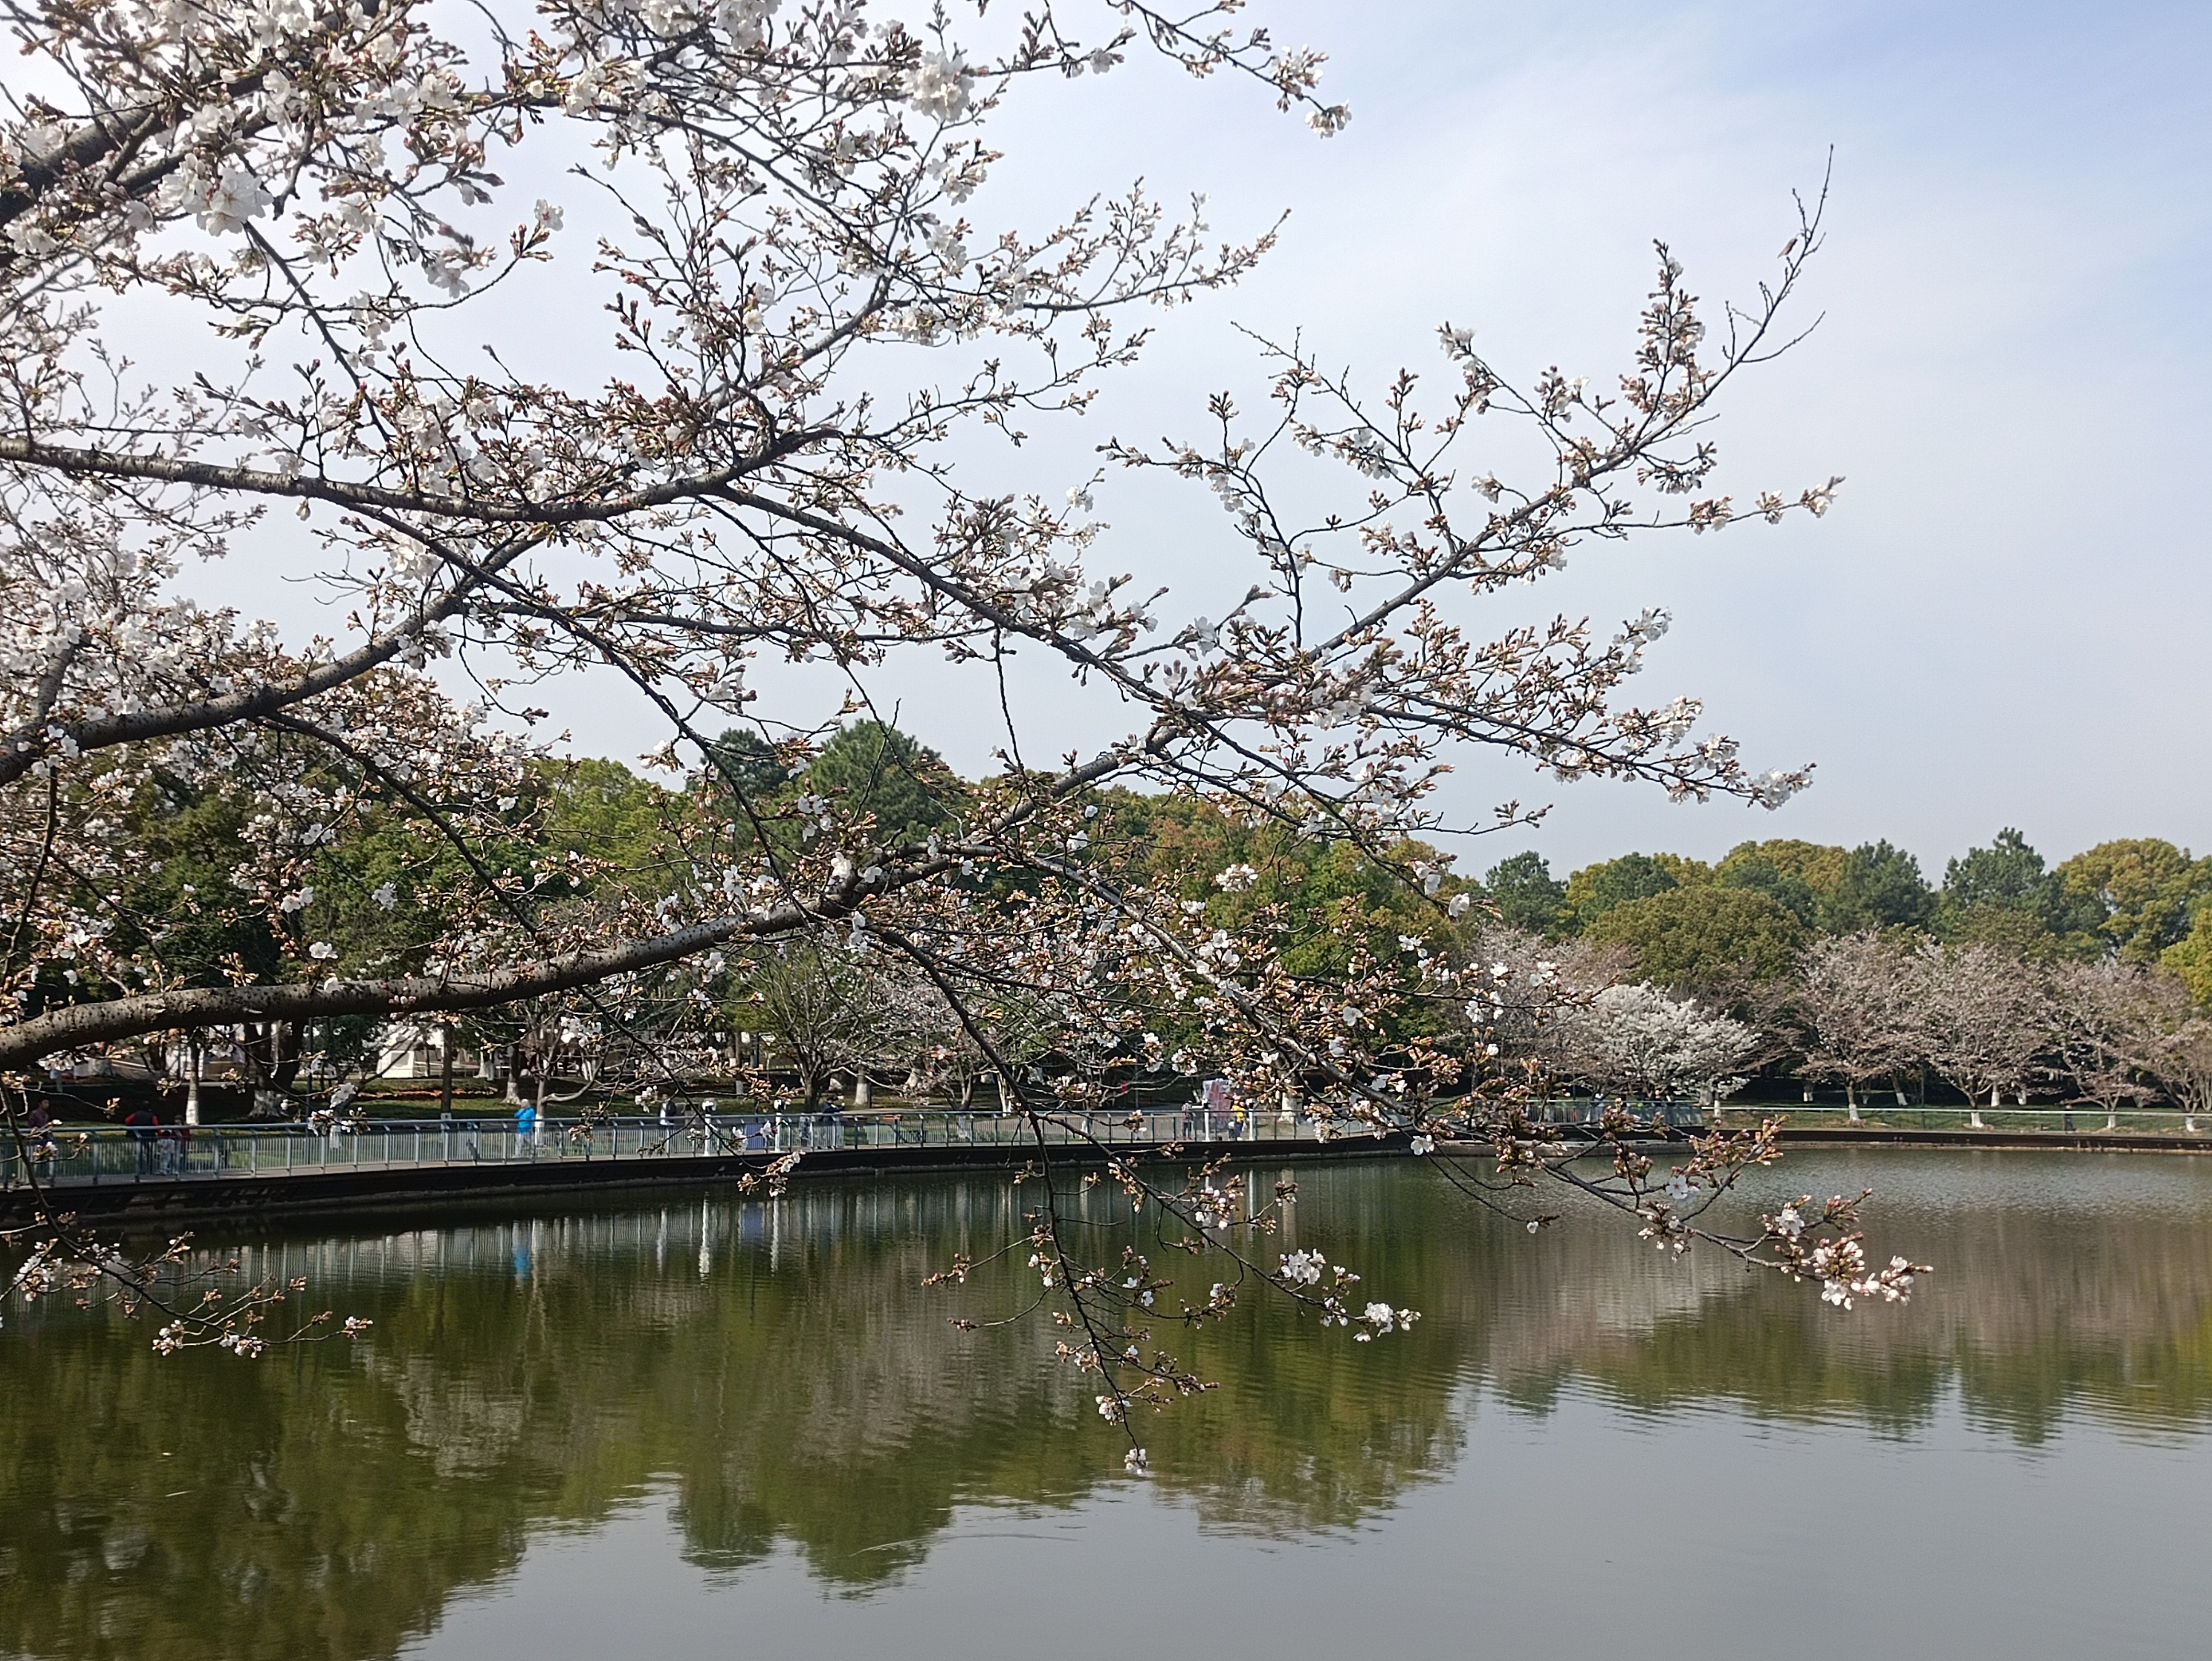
left=0, top=915, right=763, bottom=1070
left=0, top=426, right=838, bottom=527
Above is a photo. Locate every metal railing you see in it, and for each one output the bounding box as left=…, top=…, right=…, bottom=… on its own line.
left=20, top=1096, right=2180, bottom=1191
left=1520, top=1097, right=1706, bottom=1129
left=1749, top=1103, right=2209, bottom=1135
left=0, top=1106, right=1356, bottom=1190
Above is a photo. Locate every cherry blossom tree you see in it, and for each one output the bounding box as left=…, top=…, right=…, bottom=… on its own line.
left=2141, top=976, right=2212, bottom=1134
left=739, top=938, right=950, bottom=1107
left=1903, top=941, right=2050, bottom=1128
left=0, top=0, right=1891, bottom=1386
left=2045, top=958, right=2164, bottom=1131
left=1469, top=922, right=1630, bottom=1080
left=1790, top=930, right=1920, bottom=1122
left=1550, top=981, right=1759, bottom=1107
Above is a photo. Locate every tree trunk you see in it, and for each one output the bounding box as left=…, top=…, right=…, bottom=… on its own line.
left=853, top=1072, right=871, bottom=1110
left=995, top=1071, right=1011, bottom=1114
left=1969, top=1085, right=1990, bottom=1130
left=184, top=1039, right=202, bottom=1127
left=438, top=1023, right=455, bottom=1118
left=272, top=1021, right=302, bottom=1094
left=1845, top=1079, right=1859, bottom=1125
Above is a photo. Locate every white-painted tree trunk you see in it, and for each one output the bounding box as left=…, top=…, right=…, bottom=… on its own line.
left=183, top=1040, right=202, bottom=1126
left=1845, top=1080, right=1860, bottom=1125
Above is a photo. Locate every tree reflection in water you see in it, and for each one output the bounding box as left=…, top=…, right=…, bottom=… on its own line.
left=5, top=1151, right=2212, bottom=1660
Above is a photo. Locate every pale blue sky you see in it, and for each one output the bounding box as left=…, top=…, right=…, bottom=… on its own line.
left=872, top=0, right=2212, bottom=879
left=190, top=0, right=2212, bottom=880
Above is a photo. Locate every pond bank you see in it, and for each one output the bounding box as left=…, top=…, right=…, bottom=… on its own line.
left=0, top=1129, right=1417, bottom=1231
left=8, top=1119, right=2212, bottom=1231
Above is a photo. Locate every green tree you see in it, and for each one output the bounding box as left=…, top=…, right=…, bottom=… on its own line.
left=106, top=773, right=285, bottom=994
left=538, top=758, right=672, bottom=876
left=1559, top=852, right=1711, bottom=934
left=1939, top=829, right=2093, bottom=957
left=1586, top=886, right=1805, bottom=997
left=1483, top=852, right=1567, bottom=935
left=1713, top=838, right=1846, bottom=929
left=1114, top=792, right=1466, bottom=1040
left=120, top=754, right=462, bottom=995
left=2055, top=839, right=2212, bottom=963
left=1823, top=841, right=1936, bottom=934
left=702, top=729, right=795, bottom=805
left=693, top=729, right=800, bottom=858
left=2164, top=900, right=2212, bottom=1007
left=29, top=734, right=553, bottom=1111
left=802, top=722, right=966, bottom=849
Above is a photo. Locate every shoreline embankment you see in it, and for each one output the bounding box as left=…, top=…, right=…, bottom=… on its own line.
left=7, top=1122, right=2211, bottom=1234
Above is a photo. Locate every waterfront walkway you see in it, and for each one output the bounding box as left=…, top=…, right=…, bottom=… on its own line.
left=0, top=1108, right=1408, bottom=1227
left=7, top=1106, right=2208, bottom=1229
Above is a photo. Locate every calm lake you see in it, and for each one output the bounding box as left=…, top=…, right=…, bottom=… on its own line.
left=6, top=1149, right=2211, bottom=1660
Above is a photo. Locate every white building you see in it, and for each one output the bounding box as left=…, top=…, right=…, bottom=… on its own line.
left=375, top=1020, right=485, bottom=1081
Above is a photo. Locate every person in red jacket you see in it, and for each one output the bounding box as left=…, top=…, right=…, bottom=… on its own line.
left=123, top=1107, right=157, bottom=1174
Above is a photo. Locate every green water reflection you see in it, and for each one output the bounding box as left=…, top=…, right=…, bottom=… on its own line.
left=4, top=1151, right=2212, bottom=1660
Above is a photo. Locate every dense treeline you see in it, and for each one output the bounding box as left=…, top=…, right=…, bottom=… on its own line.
left=29, top=718, right=1460, bottom=1112
left=1469, top=832, right=2212, bottom=1117
left=34, top=715, right=2212, bottom=1122
left=1480, top=833, right=2212, bottom=995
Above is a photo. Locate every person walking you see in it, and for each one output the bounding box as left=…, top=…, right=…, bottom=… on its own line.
left=514, top=1099, right=538, bottom=1153
left=25, top=1101, right=56, bottom=1161
left=124, top=1107, right=157, bottom=1174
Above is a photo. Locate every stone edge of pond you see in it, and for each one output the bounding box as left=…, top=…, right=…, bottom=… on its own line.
left=0, top=1134, right=1422, bottom=1230
left=8, top=1124, right=2209, bottom=1234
